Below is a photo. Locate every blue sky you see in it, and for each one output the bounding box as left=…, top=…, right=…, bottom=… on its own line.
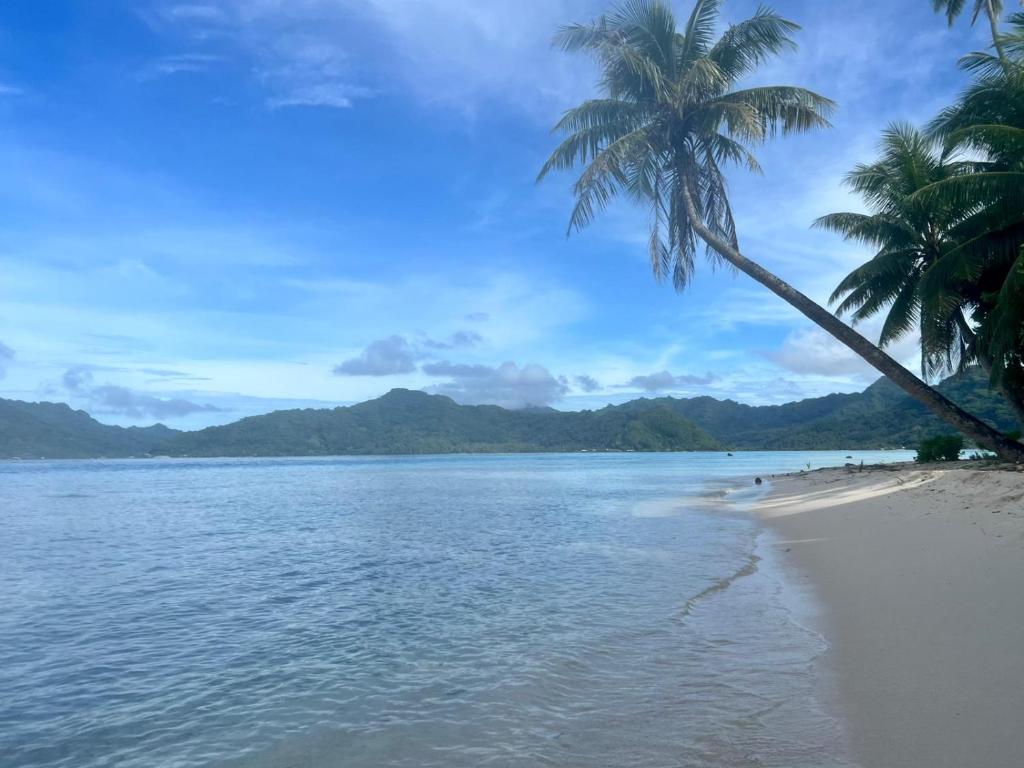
left=0, top=0, right=994, bottom=428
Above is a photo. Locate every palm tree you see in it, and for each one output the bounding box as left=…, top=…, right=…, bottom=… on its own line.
left=539, top=0, right=1024, bottom=461
left=933, top=0, right=1014, bottom=67
left=819, top=122, right=1024, bottom=424
left=920, top=50, right=1024, bottom=419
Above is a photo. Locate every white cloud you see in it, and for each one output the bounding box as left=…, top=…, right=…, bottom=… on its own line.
left=423, top=360, right=568, bottom=408
left=766, top=323, right=922, bottom=381
left=146, top=0, right=602, bottom=115
left=353, top=0, right=600, bottom=115
left=61, top=365, right=222, bottom=420
left=623, top=370, right=718, bottom=393
left=0, top=342, right=13, bottom=378
left=334, top=335, right=418, bottom=376
left=140, top=52, right=222, bottom=79
left=420, top=330, right=482, bottom=350
left=146, top=1, right=373, bottom=109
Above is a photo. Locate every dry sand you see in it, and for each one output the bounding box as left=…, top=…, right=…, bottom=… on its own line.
left=753, top=463, right=1024, bottom=768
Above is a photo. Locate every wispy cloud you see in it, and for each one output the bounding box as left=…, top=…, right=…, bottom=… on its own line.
left=143, top=0, right=603, bottom=115
left=420, top=330, right=483, bottom=350
left=145, top=1, right=375, bottom=109
left=622, top=370, right=719, bottom=393
left=62, top=365, right=221, bottom=420
left=0, top=342, right=13, bottom=379
left=140, top=52, right=222, bottom=79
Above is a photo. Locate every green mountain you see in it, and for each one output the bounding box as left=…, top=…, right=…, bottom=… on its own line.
left=626, top=367, right=1017, bottom=449
left=158, top=388, right=721, bottom=456
left=1, top=368, right=1016, bottom=459
left=0, top=399, right=179, bottom=459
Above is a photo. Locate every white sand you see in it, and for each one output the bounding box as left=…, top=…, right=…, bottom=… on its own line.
left=753, top=463, right=1024, bottom=768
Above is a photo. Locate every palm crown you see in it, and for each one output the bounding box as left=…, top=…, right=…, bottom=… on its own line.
left=923, top=43, right=1024, bottom=389
left=817, top=123, right=975, bottom=376
left=538, top=0, right=834, bottom=290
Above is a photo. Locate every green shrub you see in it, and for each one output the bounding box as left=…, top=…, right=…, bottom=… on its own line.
left=916, top=434, right=964, bottom=463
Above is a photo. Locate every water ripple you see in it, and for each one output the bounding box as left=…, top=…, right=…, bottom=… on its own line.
left=0, top=452, right=911, bottom=767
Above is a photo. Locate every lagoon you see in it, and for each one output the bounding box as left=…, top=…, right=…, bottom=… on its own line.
left=0, top=451, right=911, bottom=767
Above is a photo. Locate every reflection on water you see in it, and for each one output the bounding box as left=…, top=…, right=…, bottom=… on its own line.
left=0, top=451, right=909, bottom=767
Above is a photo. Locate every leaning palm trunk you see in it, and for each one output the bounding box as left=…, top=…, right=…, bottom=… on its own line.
left=679, top=183, right=1024, bottom=461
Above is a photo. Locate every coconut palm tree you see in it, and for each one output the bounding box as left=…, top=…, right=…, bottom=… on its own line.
left=818, top=124, right=970, bottom=374
left=819, top=122, right=1024, bottom=424
left=539, top=0, right=1024, bottom=461
left=920, top=51, right=1024, bottom=418
left=933, top=0, right=1014, bottom=67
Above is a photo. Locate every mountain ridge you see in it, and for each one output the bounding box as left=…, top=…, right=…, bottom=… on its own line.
left=0, top=368, right=1016, bottom=459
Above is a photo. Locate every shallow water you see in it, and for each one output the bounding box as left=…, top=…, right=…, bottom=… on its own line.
left=0, top=450, right=912, bottom=767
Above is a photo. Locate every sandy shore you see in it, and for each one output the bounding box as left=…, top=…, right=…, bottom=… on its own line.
left=752, top=463, right=1024, bottom=768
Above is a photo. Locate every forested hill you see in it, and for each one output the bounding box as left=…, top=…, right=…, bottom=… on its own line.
left=156, top=388, right=721, bottom=456
left=0, top=368, right=1016, bottom=459
left=624, top=367, right=1017, bottom=449
left=0, top=399, right=179, bottom=459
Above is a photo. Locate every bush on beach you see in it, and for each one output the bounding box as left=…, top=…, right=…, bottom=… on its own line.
left=916, top=435, right=965, bottom=463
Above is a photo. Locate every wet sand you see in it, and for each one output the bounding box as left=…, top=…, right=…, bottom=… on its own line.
left=753, top=463, right=1024, bottom=768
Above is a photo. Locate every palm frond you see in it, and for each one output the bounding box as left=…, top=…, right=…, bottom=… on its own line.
left=813, top=212, right=920, bottom=248
left=538, top=99, right=652, bottom=181
left=915, top=173, right=1024, bottom=215
left=708, top=8, right=799, bottom=82
left=720, top=86, right=835, bottom=137
left=565, top=129, right=653, bottom=233
left=541, top=0, right=831, bottom=296
left=677, top=0, right=721, bottom=66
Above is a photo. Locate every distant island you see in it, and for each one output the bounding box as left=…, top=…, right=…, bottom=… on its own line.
left=0, top=368, right=1015, bottom=460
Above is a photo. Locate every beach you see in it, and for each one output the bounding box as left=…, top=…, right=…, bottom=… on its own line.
left=754, top=463, right=1024, bottom=768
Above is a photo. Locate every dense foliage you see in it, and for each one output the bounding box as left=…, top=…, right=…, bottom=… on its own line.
left=916, top=434, right=965, bottom=462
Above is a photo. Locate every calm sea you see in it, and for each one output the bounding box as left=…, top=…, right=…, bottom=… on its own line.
left=0, top=450, right=912, bottom=767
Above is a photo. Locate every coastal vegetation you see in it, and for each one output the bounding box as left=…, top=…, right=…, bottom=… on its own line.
left=539, top=0, right=1024, bottom=461
left=915, top=434, right=966, bottom=462
left=2, top=369, right=1014, bottom=458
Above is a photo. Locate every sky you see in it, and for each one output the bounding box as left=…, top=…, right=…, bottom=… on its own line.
left=0, top=0, right=995, bottom=429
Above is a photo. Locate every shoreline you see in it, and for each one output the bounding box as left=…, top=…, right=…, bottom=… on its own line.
left=749, top=462, right=1024, bottom=768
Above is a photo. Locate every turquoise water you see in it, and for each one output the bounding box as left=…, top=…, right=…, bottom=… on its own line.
left=0, top=450, right=911, bottom=767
